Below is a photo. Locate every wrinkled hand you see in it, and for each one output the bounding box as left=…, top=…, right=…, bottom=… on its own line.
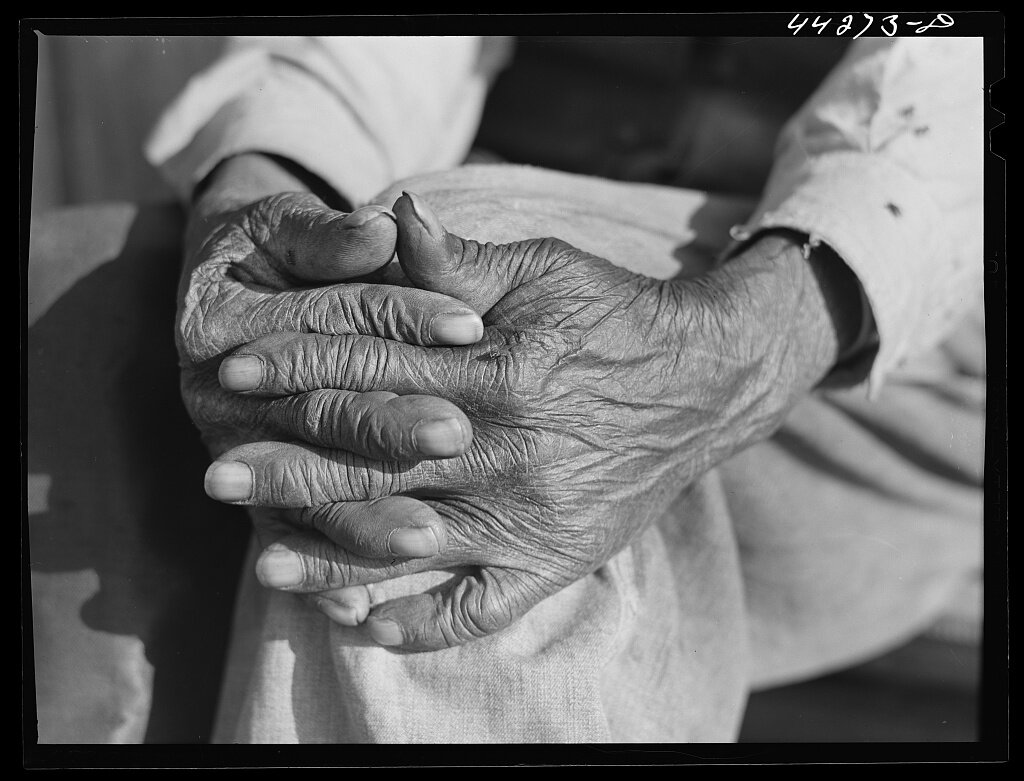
left=205, top=192, right=842, bottom=651
left=177, top=188, right=492, bottom=620
left=178, top=191, right=485, bottom=459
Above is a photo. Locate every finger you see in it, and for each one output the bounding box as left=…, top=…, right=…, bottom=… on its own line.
left=248, top=506, right=374, bottom=625
left=187, top=370, right=474, bottom=461
left=223, top=384, right=473, bottom=460
left=214, top=330, right=512, bottom=405
left=258, top=195, right=398, bottom=282
left=252, top=532, right=436, bottom=593
left=363, top=567, right=547, bottom=651
left=304, top=586, right=371, bottom=627
left=394, top=190, right=569, bottom=314
left=248, top=509, right=376, bottom=626
left=181, top=280, right=484, bottom=363
left=295, top=497, right=447, bottom=559
left=202, top=440, right=483, bottom=507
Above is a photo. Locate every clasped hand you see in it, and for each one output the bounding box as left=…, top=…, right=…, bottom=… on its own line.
left=184, top=190, right=839, bottom=651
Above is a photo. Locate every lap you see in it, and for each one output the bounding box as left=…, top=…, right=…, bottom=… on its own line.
left=27, top=169, right=984, bottom=743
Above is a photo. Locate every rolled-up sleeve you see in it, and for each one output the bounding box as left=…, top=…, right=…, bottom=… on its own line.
left=144, top=36, right=510, bottom=209
left=732, top=37, right=985, bottom=393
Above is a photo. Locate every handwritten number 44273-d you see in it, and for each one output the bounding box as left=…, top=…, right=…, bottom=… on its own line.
left=788, top=13, right=954, bottom=37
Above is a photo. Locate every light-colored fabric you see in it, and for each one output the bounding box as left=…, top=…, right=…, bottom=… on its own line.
left=145, top=36, right=511, bottom=210
left=207, top=166, right=983, bottom=743
left=733, top=38, right=985, bottom=393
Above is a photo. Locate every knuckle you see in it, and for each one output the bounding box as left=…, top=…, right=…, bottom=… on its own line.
left=298, top=390, right=400, bottom=457
left=252, top=292, right=303, bottom=338
left=293, top=390, right=337, bottom=443
left=347, top=516, right=385, bottom=556
left=308, top=287, right=359, bottom=335
left=284, top=341, right=313, bottom=388
left=308, top=540, right=352, bottom=589
left=265, top=336, right=323, bottom=393
left=363, top=289, right=400, bottom=339
left=249, top=193, right=296, bottom=234
left=473, top=331, right=548, bottom=418
left=537, top=236, right=576, bottom=259
left=306, top=504, right=376, bottom=555
left=261, top=459, right=314, bottom=506
left=354, top=403, right=401, bottom=457
left=348, top=337, right=390, bottom=390
left=302, top=503, right=338, bottom=537
left=445, top=576, right=512, bottom=643
left=365, top=291, right=430, bottom=344
left=340, top=464, right=374, bottom=502
left=249, top=193, right=320, bottom=257
left=514, top=237, right=577, bottom=280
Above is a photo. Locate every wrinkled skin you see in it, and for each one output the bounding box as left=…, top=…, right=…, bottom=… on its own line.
left=177, top=188, right=491, bottom=619
left=204, top=191, right=842, bottom=651
left=178, top=191, right=486, bottom=458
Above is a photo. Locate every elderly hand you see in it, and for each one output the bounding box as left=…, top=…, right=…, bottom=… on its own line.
left=178, top=160, right=487, bottom=461
left=204, top=191, right=853, bottom=651
left=177, top=156, right=495, bottom=621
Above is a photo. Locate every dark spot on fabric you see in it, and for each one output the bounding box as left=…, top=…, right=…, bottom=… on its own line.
left=899, top=105, right=915, bottom=118
left=885, top=203, right=902, bottom=217
left=285, top=248, right=297, bottom=267
left=913, top=125, right=930, bottom=136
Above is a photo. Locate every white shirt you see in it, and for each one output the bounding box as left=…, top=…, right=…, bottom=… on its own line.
left=145, top=35, right=985, bottom=394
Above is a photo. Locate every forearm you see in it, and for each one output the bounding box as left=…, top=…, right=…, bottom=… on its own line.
left=191, top=152, right=342, bottom=224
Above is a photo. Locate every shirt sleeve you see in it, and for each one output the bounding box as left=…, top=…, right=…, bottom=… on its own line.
left=144, top=36, right=512, bottom=209
left=726, top=37, right=985, bottom=394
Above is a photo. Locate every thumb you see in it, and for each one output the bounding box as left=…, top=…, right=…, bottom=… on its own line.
left=260, top=193, right=398, bottom=283
left=362, top=566, right=548, bottom=651
left=393, top=190, right=562, bottom=314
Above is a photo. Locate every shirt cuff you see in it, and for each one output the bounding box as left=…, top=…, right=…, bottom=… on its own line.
left=144, top=50, right=391, bottom=209
left=724, top=150, right=950, bottom=397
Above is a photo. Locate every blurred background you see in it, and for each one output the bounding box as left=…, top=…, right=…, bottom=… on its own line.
left=31, top=35, right=225, bottom=213
left=26, top=33, right=988, bottom=746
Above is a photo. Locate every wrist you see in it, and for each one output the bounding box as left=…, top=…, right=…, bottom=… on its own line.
left=748, top=229, right=865, bottom=363
left=673, top=232, right=845, bottom=428
left=191, top=153, right=316, bottom=222
left=720, top=231, right=865, bottom=388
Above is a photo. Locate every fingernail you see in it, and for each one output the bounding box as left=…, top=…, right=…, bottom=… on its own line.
left=429, top=312, right=484, bottom=344
left=219, top=355, right=264, bottom=392
left=342, top=205, right=395, bottom=229
left=388, top=526, right=440, bottom=557
left=316, top=598, right=363, bottom=626
left=402, top=191, right=445, bottom=240
left=257, top=549, right=304, bottom=588
left=367, top=617, right=404, bottom=646
left=204, top=461, right=253, bottom=502
left=413, top=418, right=468, bottom=457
